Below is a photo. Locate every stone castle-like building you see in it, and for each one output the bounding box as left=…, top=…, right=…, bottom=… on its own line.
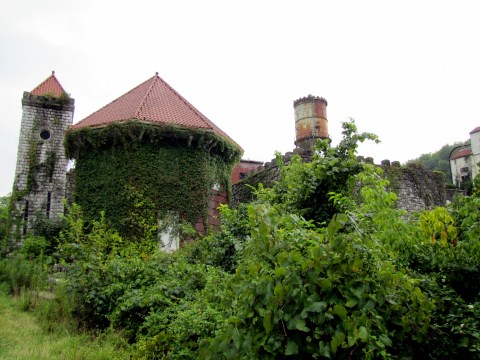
left=11, top=72, right=242, bottom=248
left=11, top=72, right=447, bottom=246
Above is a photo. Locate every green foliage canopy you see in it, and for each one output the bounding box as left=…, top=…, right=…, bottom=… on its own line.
left=0, top=194, right=10, bottom=241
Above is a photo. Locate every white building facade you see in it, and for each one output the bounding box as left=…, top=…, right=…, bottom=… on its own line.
left=450, top=126, right=480, bottom=186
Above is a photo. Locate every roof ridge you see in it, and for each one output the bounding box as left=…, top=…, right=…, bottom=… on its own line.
left=153, top=75, right=238, bottom=143
left=76, top=77, right=153, bottom=126
left=134, top=75, right=158, bottom=119
left=156, top=75, right=214, bottom=130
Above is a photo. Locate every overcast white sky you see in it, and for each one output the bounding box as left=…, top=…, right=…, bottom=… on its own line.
left=1, top=0, right=480, bottom=196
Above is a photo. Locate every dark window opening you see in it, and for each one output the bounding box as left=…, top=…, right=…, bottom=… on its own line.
left=23, top=200, right=29, bottom=235
left=24, top=201, right=29, bottom=221
left=40, top=130, right=51, bottom=140
left=46, top=192, right=51, bottom=218
left=239, top=172, right=247, bottom=180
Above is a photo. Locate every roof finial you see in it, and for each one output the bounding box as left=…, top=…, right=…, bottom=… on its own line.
left=52, top=70, right=55, bottom=75
left=155, top=72, right=159, bottom=76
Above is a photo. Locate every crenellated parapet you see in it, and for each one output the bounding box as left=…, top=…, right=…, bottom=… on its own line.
left=232, top=153, right=447, bottom=213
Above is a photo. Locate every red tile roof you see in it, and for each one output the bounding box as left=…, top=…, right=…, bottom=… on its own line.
left=470, top=126, right=480, bottom=134
left=450, top=147, right=472, bottom=160
left=31, top=71, right=66, bottom=97
left=72, top=73, right=238, bottom=146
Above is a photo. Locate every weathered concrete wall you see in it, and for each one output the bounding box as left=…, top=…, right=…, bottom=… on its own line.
left=232, top=152, right=447, bottom=213
left=10, top=93, right=74, bottom=240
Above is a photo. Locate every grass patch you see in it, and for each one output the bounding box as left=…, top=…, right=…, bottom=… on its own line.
left=0, top=291, right=136, bottom=360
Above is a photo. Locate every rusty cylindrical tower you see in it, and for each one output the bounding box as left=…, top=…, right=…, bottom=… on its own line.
left=293, top=95, right=329, bottom=151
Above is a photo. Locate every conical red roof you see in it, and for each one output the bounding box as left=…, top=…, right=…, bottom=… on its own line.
left=72, top=73, right=238, bottom=146
left=31, top=71, right=66, bottom=97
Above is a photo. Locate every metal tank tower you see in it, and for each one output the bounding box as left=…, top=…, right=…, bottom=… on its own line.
left=293, top=95, right=329, bottom=151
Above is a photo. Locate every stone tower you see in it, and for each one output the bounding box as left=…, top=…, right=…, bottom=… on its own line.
left=293, top=95, right=329, bottom=151
left=10, top=72, right=74, bottom=241
left=65, top=73, right=242, bottom=250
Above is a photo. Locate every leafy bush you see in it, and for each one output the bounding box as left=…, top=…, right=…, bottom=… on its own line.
left=263, top=120, right=378, bottom=224
left=184, top=203, right=250, bottom=272
left=0, top=254, right=45, bottom=295
left=137, top=266, right=230, bottom=359
left=0, top=194, right=10, bottom=242
left=202, top=204, right=433, bottom=359
left=21, top=235, right=48, bottom=258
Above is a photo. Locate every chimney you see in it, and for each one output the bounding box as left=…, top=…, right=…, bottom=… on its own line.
left=293, top=95, right=329, bottom=151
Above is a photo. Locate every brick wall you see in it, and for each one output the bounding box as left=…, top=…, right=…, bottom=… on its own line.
left=194, top=184, right=229, bottom=234
left=232, top=160, right=264, bottom=184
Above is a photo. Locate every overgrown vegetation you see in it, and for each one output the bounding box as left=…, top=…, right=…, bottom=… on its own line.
left=1, top=120, right=479, bottom=359
left=0, top=291, right=134, bottom=359
left=0, top=194, right=9, bottom=242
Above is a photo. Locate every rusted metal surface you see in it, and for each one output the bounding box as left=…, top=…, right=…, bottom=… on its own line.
left=293, top=95, right=328, bottom=150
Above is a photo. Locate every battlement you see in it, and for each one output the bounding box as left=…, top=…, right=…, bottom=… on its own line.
left=232, top=151, right=447, bottom=213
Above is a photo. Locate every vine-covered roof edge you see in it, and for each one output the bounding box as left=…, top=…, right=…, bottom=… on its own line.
left=64, top=120, right=243, bottom=163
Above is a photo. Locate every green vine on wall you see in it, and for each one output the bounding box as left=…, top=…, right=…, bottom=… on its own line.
left=26, top=137, right=41, bottom=192
left=45, top=151, right=57, bottom=181
left=383, top=164, right=403, bottom=197
left=383, top=163, right=445, bottom=208
left=65, top=121, right=242, bottom=241
left=40, top=92, right=72, bottom=107
left=65, top=121, right=242, bottom=163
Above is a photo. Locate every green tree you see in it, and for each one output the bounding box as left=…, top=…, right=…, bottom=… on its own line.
left=0, top=194, right=10, bottom=241
left=264, top=120, right=378, bottom=224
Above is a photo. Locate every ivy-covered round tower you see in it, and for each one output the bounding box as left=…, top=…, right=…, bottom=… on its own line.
left=11, top=72, right=74, bottom=241
left=65, top=73, right=242, bottom=250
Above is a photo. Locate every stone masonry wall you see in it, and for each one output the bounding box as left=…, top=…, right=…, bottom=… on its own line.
left=10, top=93, right=74, bottom=241
left=381, top=161, right=446, bottom=213
left=232, top=152, right=446, bottom=213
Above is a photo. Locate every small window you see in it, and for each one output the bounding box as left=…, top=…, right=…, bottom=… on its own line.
left=40, top=130, right=51, bottom=140
left=24, top=200, right=29, bottom=221
left=46, top=192, right=52, bottom=218
left=23, top=200, right=29, bottom=235
left=239, top=172, right=247, bottom=180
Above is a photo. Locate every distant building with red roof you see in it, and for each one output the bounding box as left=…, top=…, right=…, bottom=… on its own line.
left=449, top=126, right=480, bottom=186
